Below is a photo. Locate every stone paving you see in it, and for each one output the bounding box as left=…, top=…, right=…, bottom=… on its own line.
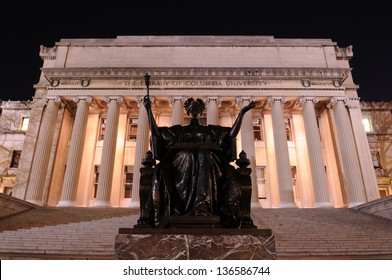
left=1, top=207, right=392, bottom=259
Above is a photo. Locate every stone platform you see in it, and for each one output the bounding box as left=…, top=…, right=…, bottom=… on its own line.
left=114, top=228, right=275, bottom=260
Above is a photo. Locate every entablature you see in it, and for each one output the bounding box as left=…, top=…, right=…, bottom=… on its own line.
left=42, top=67, right=350, bottom=80
left=40, top=67, right=350, bottom=91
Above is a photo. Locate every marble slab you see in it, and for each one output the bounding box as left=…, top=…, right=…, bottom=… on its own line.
left=114, top=228, right=275, bottom=260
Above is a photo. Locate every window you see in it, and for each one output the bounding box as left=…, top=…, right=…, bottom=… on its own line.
left=127, top=118, right=138, bottom=141
left=98, top=118, right=107, bottom=140
left=256, top=166, right=267, bottom=199
left=253, top=118, right=264, bottom=141
left=371, top=151, right=382, bottom=169
left=285, top=118, right=293, bottom=141
left=20, top=117, right=29, bottom=131
left=291, top=166, right=297, bottom=189
left=93, top=165, right=100, bottom=198
left=362, top=118, right=373, bottom=132
left=3, top=187, right=13, bottom=196
left=291, top=166, right=298, bottom=201
left=124, top=165, right=134, bottom=198
left=10, top=150, right=21, bottom=168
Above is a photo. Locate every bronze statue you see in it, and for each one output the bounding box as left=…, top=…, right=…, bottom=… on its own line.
left=137, top=74, right=256, bottom=228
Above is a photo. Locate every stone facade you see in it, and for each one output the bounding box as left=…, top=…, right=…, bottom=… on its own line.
left=0, top=36, right=384, bottom=208
left=0, top=193, right=36, bottom=218
left=361, top=101, right=392, bottom=197
left=0, top=100, right=31, bottom=196
left=353, top=195, right=392, bottom=221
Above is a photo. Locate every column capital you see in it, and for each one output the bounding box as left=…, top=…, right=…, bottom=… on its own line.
left=44, top=95, right=62, bottom=104
left=236, top=96, right=255, bottom=107
left=326, top=96, right=349, bottom=109
left=73, top=96, right=93, bottom=104
left=169, top=96, right=187, bottom=106
left=44, top=95, right=64, bottom=108
left=204, top=96, right=222, bottom=104
left=346, top=97, right=361, bottom=109
left=267, top=96, right=286, bottom=106
left=298, top=96, right=319, bottom=107
left=105, top=96, right=124, bottom=104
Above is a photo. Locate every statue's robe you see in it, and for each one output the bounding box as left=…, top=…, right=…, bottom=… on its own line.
left=149, top=121, right=240, bottom=227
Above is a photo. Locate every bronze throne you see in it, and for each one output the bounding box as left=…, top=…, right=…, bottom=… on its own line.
left=135, top=149, right=256, bottom=229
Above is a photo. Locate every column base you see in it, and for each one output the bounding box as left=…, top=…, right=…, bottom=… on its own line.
left=314, top=201, right=333, bottom=208
left=129, top=200, right=140, bottom=209
left=348, top=201, right=366, bottom=208
left=57, top=200, right=77, bottom=207
left=279, top=201, right=297, bottom=208
left=92, top=200, right=112, bottom=207
left=251, top=201, right=262, bottom=208
left=25, top=199, right=43, bottom=206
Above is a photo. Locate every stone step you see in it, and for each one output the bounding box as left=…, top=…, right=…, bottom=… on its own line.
left=251, top=208, right=392, bottom=258
left=0, top=215, right=137, bottom=258
left=1, top=208, right=392, bottom=259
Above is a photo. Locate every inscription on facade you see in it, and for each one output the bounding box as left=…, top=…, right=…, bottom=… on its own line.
left=123, top=79, right=269, bottom=87
left=60, top=81, right=80, bottom=86
left=55, top=79, right=271, bottom=88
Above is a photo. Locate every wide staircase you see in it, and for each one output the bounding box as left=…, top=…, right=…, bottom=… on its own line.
left=1, top=207, right=392, bottom=259
left=0, top=213, right=137, bottom=260
left=252, top=208, right=392, bottom=259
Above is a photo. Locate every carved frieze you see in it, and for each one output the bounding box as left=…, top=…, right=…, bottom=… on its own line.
left=42, top=67, right=350, bottom=81
left=335, top=45, right=353, bottom=60
left=39, top=45, right=57, bottom=60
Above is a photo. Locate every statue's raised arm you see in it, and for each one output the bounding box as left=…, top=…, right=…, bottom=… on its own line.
left=143, top=95, right=159, bottom=137
left=229, top=100, right=256, bottom=138
left=143, top=74, right=162, bottom=159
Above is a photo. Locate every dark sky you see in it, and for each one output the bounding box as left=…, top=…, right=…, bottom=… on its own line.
left=1, top=0, right=391, bottom=102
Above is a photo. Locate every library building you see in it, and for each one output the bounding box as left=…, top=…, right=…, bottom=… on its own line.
left=1, top=36, right=391, bottom=210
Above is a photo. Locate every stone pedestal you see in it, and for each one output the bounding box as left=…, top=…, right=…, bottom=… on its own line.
left=114, top=228, right=275, bottom=260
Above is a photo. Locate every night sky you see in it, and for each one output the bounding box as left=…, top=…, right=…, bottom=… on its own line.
left=2, top=0, right=391, bottom=102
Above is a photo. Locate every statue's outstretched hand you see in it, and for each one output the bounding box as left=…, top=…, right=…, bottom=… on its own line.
left=229, top=100, right=255, bottom=138
left=143, top=95, right=151, bottom=109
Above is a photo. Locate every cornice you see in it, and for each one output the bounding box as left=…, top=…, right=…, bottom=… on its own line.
left=360, top=101, right=392, bottom=109
left=57, top=44, right=335, bottom=48
left=56, top=36, right=335, bottom=48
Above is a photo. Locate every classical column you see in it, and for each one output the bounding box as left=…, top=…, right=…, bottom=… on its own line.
left=299, top=97, right=332, bottom=207
left=130, top=96, right=151, bottom=208
left=58, top=96, right=92, bottom=206
left=25, top=96, right=62, bottom=205
left=170, top=96, right=185, bottom=125
left=328, top=97, right=366, bottom=206
left=268, top=97, right=296, bottom=207
left=205, top=96, right=221, bottom=125
left=93, top=96, right=123, bottom=207
left=346, top=98, right=379, bottom=201
left=237, top=97, right=260, bottom=206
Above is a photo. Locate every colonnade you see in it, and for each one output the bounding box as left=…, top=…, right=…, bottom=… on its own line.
left=24, top=95, right=377, bottom=208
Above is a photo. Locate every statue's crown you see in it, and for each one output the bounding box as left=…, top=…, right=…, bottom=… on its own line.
left=184, top=97, right=206, bottom=113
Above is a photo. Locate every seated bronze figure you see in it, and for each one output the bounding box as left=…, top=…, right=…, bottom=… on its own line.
left=136, top=75, right=256, bottom=228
